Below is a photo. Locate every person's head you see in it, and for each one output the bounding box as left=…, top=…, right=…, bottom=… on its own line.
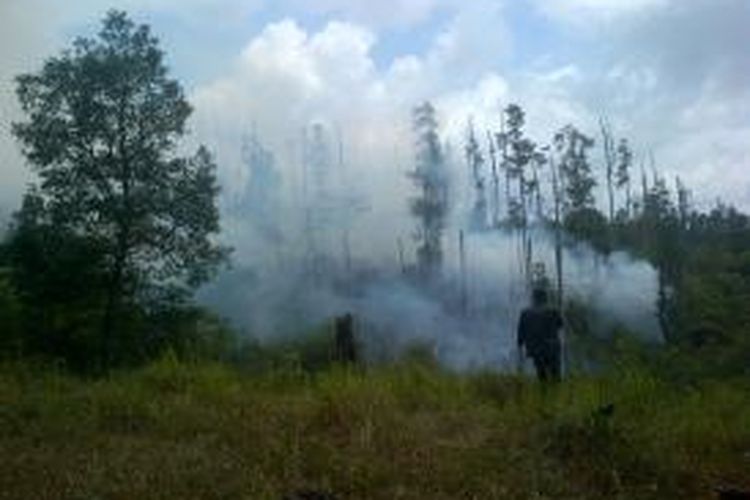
left=532, top=288, right=548, bottom=307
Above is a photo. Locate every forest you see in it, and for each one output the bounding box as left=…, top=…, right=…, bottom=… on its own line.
left=1, top=9, right=749, bottom=500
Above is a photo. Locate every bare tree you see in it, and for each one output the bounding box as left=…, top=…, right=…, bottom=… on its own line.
left=486, top=130, right=501, bottom=227
left=599, top=116, right=616, bottom=222
left=465, top=120, right=487, bottom=231
left=616, top=138, right=633, bottom=220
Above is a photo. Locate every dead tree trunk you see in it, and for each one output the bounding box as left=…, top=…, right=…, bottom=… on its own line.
left=397, top=237, right=406, bottom=274
left=550, top=155, right=564, bottom=307
left=487, top=131, right=500, bottom=227
left=459, top=230, right=468, bottom=316
left=600, top=116, right=616, bottom=222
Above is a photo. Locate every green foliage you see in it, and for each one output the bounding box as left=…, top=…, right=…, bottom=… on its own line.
left=5, top=10, right=229, bottom=370
left=563, top=207, right=610, bottom=252
left=3, top=191, right=108, bottom=368
left=554, top=125, right=597, bottom=214
left=227, top=323, right=343, bottom=377
left=611, top=199, right=750, bottom=349
left=498, top=103, right=544, bottom=228
left=410, top=101, right=448, bottom=277
left=116, top=306, right=237, bottom=366
left=398, top=341, right=440, bottom=368
left=0, top=271, right=23, bottom=356
left=12, top=10, right=229, bottom=302
left=464, top=121, right=488, bottom=230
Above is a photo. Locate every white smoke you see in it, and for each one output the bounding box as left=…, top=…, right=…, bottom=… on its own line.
left=191, top=17, right=662, bottom=371
left=203, top=164, right=659, bottom=369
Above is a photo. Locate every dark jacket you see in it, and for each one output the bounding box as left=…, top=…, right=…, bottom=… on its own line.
left=517, top=306, right=563, bottom=358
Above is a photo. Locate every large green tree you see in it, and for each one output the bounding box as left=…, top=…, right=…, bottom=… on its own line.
left=11, top=11, right=228, bottom=363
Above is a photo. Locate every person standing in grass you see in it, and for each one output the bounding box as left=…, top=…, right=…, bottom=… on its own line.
left=517, top=288, right=563, bottom=381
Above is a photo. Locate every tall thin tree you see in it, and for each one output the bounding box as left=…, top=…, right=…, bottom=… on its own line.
left=599, top=116, right=616, bottom=222
left=615, top=138, right=633, bottom=219
left=409, top=102, right=448, bottom=279
left=465, top=120, right=487, bottom=231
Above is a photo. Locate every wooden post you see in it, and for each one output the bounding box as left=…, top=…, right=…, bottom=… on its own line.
left=487, top=130, right=500, bottom=227
left=342, top=229, right=351, bottom=274
left=600, top=115, right=616, bottom=222
left=397, top=237, right=406, bottom=275
left=459, top=230, right=468, bottom=316
left=550, top=154, right=564, bottom=308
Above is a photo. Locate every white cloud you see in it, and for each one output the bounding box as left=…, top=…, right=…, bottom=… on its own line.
left=527, top=0, right=750, bottom=208
left=0, top=0, right=264, bottom=213
left=283, top=0, right=446, bottom=29
left=1, top=0, right=749, bottom=216
left=190, top=19, right=405, bottom=241
left=428, top=0, right=511, bottom=78
left=194, top=19, right=384, bottom=148
left=534, top=0, right=668, bottom=24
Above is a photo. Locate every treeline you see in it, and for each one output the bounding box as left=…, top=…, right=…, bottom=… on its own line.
left=443, top=101, right=750, bottom=373
left=1, top=11, right=748, bottom=376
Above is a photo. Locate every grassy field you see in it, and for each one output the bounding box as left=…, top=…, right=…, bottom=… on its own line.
left=1, top=357, right=748, bottom=499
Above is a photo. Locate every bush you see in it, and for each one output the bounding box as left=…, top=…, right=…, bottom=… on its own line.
left=0, top=271, right=23, bottom=357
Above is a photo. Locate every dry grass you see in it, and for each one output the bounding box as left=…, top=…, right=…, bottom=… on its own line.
left=1, top=358, right=748, bottom=499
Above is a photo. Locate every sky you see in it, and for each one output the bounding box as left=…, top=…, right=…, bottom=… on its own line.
left=1, top=0, right=749, bottom=218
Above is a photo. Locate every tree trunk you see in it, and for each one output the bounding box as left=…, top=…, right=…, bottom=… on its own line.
left=459, top=230, right=468, bottom=316
left=600, top=117, right=616, bottom=222
left=102, top=103, right=132, bottom=368
left=487, top=131, right=500, bottom=227
left=551, top=156, right=564, bottom=307
left=626, top=178, right=632, bottom=220
left=101, top=244, right=126, bottom=368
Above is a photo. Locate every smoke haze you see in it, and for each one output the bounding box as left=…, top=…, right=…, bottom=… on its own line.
left=198, top=117, right=661, bottom=370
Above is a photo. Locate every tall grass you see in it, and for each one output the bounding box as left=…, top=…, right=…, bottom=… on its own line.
left=1, top=356, right=748, bottom=499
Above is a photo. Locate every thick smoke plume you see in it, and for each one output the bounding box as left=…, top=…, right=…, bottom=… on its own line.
left=197, top=115, right=660, bottom=371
